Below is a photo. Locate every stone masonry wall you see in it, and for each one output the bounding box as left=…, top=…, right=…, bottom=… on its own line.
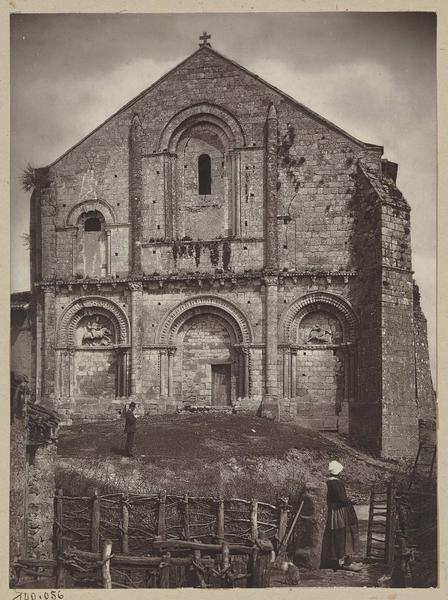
left=74, top=350, right=117, bottom=399
left=26, top=444, right=57, bottom=559
left=295, top=348, right=343, bottom=424
left=413, top=300, right=436, bottom=420
left=11, top=310, right=33, bottom=380
left=10, top=412, right=28, bottom=569
left=40, top=46, right=381, bottom=282
left=379, top=195, right=419, bottom=458
left=347, top=168, right=382, bottom=453
left=179, top=315, right=238, bottom=405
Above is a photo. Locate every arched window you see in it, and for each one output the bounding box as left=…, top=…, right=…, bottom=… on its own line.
left=198, top=154, right=211, bottom=195
left=76, top=210, right=108, bottom=278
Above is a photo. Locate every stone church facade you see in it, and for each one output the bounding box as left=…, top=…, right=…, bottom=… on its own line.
left=27, top=39, right=435, bottom=458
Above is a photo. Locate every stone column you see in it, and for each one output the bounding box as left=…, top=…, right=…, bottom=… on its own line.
left=105, top=229, right=112, bottom=276
left=291, top=350, right=298, bottom=398
left=231, top=150, right=242, bottom=238
left=116, top=348, right=129, bottom=397
left=68, top=349, right=76, bottom=398
left=163, top=151, right=175, bottom=240
left=122, top=349, right=129, bottom=396
left=264, top=104, right=279, bottom=270
left=60, top=351, right=69, bottom=397
left=167, top=349, right=176, bottom=396
left=129, top=115, right=144, bottom=275
left=166, top=348, right=177, bottom=412
left=238, top=348, right=245, bottom=398
left=129, top=282, right=143, bottom=397
left=282, top=348, right=290, bottom=398
left=55, top=350, right=62, bottom=398
left=241, top=346, right=251, bottom=398
left=71, top=229, right=78, bottom=277
left=160, top=350, right=168, bottom=398
left=42, top=287, right=57, bottom=407
left=263, top=276, right=279, bottom=419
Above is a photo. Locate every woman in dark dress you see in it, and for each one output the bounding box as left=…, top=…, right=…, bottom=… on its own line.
left=320, top=460, right=363, bottom=571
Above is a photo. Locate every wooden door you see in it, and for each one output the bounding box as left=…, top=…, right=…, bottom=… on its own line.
left=211, top=364, right=231, bottom=406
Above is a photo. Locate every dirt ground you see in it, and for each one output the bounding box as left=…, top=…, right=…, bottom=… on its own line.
left=58, top=412, right=337, bottom=459
left=57, top=412, right=408, bottom=502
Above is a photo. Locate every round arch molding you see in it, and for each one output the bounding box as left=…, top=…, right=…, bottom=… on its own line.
left=279, top=292, right=359, bottom=344
left=157, top=295, right=253, bottom=346
left=57, top=296, right=130, bottom=347
left=66, top=199, right=116, bottom=227
left=158, top=102, right=246, bottom=152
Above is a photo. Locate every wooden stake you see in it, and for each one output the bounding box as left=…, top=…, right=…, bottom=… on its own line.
left=183, top=494, right=190, bottom=539
left=277, top=499, right=304, bottom=558
left=222, top=541, right=230, bottom=570
left=193, top=548, right=207, bottom=588
left=248, top=547, right=258, bottom=588
left=55, top=488, right=64, bottom=556
left=249, top=544, right=271, bottom=588
left=366, top=486, right=375, bottom=559
left=250, top=500, right=258, bottom=541
left=158, top=490, right=167, bottom=540
left=101, top=539, right=113, bottom=589
left=90, top=488, right=100, bottom=553
left=277, top=497, right=288, bottom=550
left=121, top=494, right=129, bottom=554
left=216, top=497, right=225, bottom=540
left=385, top=480, right=397, bottom=566
left=55, top=557, right=66, bottom=589
left=159, top=552, right=170, bottom=588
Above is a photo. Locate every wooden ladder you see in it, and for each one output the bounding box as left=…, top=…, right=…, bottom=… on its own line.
left=366, top=480, right=397, bottom=567
left=408, top=443, right=436, bottom=490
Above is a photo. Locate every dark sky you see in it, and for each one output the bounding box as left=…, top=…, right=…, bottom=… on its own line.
left=10, top=12, right=437, bottom=370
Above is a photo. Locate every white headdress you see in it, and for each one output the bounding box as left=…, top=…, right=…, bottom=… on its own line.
left=328, top=460, right=343, bottom=476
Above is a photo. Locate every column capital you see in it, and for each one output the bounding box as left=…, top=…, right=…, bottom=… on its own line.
left=263, top=275, right=278, bottom=287
left=42, top=285, right=56, bottom=295
left=128, top=281, right=143, bottom=292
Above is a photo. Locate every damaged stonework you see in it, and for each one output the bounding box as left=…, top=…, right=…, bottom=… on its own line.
left=413, top=282, right=436, bottom=421
left=10, top=372, right=60, bottom=579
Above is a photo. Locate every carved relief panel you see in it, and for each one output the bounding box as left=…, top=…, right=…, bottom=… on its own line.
left=75, top=314, right=115, bottom=347
left=297, top=310, right=343, bottom=345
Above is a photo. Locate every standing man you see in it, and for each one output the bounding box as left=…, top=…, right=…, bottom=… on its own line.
left=124, top=401, right=137, bottom=457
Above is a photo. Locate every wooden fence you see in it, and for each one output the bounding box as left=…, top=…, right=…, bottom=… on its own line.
left=14, top=537, right=274, bottom=588
left=54, top=488, right=290, bottom=555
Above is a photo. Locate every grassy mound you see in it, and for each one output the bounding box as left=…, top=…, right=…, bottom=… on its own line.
left=56, top=413, right=409, bottom=503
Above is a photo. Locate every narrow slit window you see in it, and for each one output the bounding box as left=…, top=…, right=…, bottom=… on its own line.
left=198, top=154, right=211, bottom=195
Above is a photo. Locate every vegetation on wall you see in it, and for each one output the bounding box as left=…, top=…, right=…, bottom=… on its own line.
left=21, top=164, right=49, bottom=192
left=278, top=124, right=305, bottom=194
left=21, top=164, right=39, bottom=192
left=171, top=239, right=232, bottom=270
left=222, top=241, right=232, bottom=271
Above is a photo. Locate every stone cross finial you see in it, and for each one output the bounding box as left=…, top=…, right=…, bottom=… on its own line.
left=199, top=31, right=211, bottom=47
